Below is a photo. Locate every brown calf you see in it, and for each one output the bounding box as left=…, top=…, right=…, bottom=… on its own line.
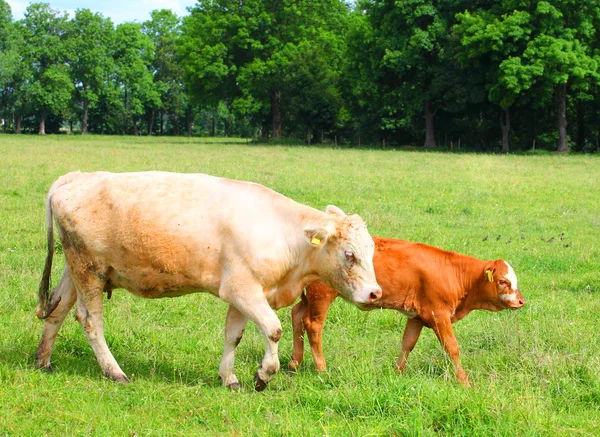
left=289, top=237, right=525, bottom=386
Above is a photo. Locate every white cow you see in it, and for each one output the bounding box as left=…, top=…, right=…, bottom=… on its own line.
left=35, top=171, right=381, bottom=390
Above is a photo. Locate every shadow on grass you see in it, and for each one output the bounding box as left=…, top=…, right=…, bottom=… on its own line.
left=0, top=335, right=222, bottom=388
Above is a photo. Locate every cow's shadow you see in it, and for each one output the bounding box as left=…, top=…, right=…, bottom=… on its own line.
left=0, top=336, right=221, bottom=388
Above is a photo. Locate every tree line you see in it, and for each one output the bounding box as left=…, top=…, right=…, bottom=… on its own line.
left=1, top=0, right=599, bottom=152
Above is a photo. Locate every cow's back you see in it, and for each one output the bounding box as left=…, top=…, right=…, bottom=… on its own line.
left=361, top=238, right=468, bottom=312
left=50, top=171, right=297, bottom=297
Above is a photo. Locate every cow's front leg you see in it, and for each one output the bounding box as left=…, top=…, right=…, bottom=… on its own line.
left=395, top=317, right=423, bottom=373
left=219, top=304, right=248, bottom=390
left=222, top=289, right=282, bottom=391
left=428, top=311, right=470, bottom=387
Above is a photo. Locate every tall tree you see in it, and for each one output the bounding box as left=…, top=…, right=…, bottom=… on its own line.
left=67, top=9, right=114, bottom=134
left=114, top=22, right=160, bottom=135
left=180, top=0, right=349, bottom=139
left=360, top=0, right=462, bottom=148
left=20, top=2, right=73, bottom=134
left=143, top=9, right=186, bottom=136
left=455, top=9, right=540, bottom=152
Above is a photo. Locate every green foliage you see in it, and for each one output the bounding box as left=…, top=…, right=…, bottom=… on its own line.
left=1, top=0, right=600, bottom=148
left=114, top=22, right=160, bottom=134
left=66, top=9, right=115, bottom=132
left=20, top=2, right=73, bottom=131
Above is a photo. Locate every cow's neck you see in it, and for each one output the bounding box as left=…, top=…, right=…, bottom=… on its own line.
left=267, top=206, right=334, bottom=309
left=451, top=256, right=490, bottom=321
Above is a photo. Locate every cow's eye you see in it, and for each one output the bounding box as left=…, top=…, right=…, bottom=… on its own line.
left=344, top=250, right=355, bottom=262
left=498, top=280, right=508, bottom=286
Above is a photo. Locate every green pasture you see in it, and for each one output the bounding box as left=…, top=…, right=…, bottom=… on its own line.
left=0, top=135, right=599, bottom=436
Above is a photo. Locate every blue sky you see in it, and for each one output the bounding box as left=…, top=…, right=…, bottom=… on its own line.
left=7, top=0, right=198, bottom=23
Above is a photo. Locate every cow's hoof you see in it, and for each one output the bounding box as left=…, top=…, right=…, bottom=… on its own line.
left=254, top=372, right=268, bottom=392
left=227, top=382, right=240, bottom=391
left=108, top=373, right=130, bottom=384
left=288, top=360, right=299, bottom=372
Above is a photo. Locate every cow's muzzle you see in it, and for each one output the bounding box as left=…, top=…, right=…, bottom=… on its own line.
left=366, top=285, right=382, bottom=303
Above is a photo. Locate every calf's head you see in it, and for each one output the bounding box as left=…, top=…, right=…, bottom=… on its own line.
left=483, top=260, right=525, bottom=310
left=304, top=205, right=381, bottom=304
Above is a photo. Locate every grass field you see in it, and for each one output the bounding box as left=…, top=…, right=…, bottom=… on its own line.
left=1, top=134, right=599, bottom=436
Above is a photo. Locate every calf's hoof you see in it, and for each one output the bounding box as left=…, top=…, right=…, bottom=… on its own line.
left=254, top=372, right=268, bottom=392
left=288, top=360, right=299, bottom=372
left=37, top=364, right=53, bottom=373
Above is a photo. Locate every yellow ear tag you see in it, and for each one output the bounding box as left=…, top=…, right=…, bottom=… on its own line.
left=485, top=270, right=494, bottom=282
left=330, top=213, right=337, bottom=217
left=311, top=237, right=321, bottom=245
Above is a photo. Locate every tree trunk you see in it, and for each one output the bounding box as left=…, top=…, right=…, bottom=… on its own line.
left=557, top=83, right=570, bottom=153
left=271, top=89, right=282, bottom=140
left=148, top=109, right=155, bottom=136
left=174, top=114, right=180, bottom=136
left=82, top=99, right=89, bottom=135
left=576, top=101, right=585, bottom=152
left=500, top=108, right=510, bottom=153
left=39, top=110, right=46, bottom=135
left=186, top=108, right=193, bottom=138
left=424, top=99, right=436, bottom=148
left=160, top=110, right=164, bottom=135
left=133, top=117, right=139, bottom=136
left=123, top=89, right=128, bottom=135
left=15, top=115, right=21, bottom=134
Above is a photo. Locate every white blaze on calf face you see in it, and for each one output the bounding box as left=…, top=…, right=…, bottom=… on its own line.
left=498, top=292, right=518, bottom=303
left=503, top=261, right=518, bottom=290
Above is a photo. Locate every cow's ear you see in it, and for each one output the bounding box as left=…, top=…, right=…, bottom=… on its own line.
left=484, top=264, right=497, bottom=282
left=325, top=205, right=346, bottom=217
left=304, top=223, right=334, bottom=247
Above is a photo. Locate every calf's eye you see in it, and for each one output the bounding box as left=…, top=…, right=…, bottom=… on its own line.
left=344, top=250, right=355, bottom=262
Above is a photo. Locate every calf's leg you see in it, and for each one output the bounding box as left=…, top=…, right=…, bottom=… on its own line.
left=35, top=266, right=77, bottom=371
left=428, top=311, right=470, bottom=386
left=305, top=295, right=335, bottom=373
left=218, top=304, right=248, bottom=389
left=395, top=318, right=423, bottom=373
left=288, top=300, right=307, bottom=371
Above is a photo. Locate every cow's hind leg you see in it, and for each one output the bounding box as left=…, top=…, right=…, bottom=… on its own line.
left=75, top=279, right=128, bottom=383
left=35, top=266, right=77, bottom=371
left=219, top=304, right=248, bottom=390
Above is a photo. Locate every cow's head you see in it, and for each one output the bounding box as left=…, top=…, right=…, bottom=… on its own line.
left=304, top=205, right=381, bottom=304
left=483, top=260, right=525, bottom=310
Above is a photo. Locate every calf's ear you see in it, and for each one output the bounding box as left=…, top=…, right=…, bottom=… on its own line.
left=304, top=223, right=335, bottom=247
left=484, top=264, right=497, bottom=282
left=325, top=205, right=346, bottom=217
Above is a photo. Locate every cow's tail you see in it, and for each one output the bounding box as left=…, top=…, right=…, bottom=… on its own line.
left=36, top=174, right=76, bottom=319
